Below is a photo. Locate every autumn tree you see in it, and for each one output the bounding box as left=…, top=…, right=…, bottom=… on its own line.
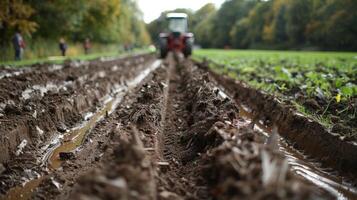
left=74, top=0, right=121, bottom=43
left=192, top=3, right=216, bottom=48
left=231, top=1, right=272, bottom=48
left=147, top=0, right=357, bottom=51
left=285, top=0, right=311, bottom=45
left=0, top=0, right=150, bottom=56
left=0, top=0, right=37, bottom=59
left=306, top=0, right=357, bottom=50
left=210, top=0, right=257, bottom=47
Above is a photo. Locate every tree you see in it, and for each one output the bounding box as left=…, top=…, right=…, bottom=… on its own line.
left=285, top=0, right=311, bottom=45
left=306, top=0, right=357, bottom=50
left=194, top=12, right=216, bottom=48
left=274, top=4, right=287, bottom=43
left=192, top=3, right=217, bottom=48
left=210, top=0, right=257, bottom=47
left=231, top=1, right=272, bottom=48
left=29, top=0, right=151, bottom=45
left=191, top=3, right=216, bottom=29
left=76, top=0, right=121, bottom=43
left=29, top=0, right=88, bottom=39
left=0, top=0, right=37, bottom=34
left=0, top=0, right=37, bottom=44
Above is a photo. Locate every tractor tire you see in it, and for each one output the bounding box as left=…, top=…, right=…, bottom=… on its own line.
left=160, top=48, right=168, bottom=59
left=183, top=45, right=192, bottom=58
left=159, top=38, right=168, bottom=59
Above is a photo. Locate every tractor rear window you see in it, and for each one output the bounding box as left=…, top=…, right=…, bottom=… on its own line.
left=168, top=18, right=187, bottom=33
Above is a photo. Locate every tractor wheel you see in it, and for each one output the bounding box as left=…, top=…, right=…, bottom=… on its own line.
left=160, top=47, right=168, bottom=59
left=183, top=44, right=192, bottom=58
left=159, top=39, right=168, bottom=59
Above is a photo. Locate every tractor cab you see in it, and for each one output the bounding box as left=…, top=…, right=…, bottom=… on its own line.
left=159, top=13, right=194, bottom=58
left=167, top=13, right=188, bottom=33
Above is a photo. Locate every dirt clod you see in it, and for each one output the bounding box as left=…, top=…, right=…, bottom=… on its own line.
left=56, top=123, right=67, bottom=133
left=0, top=163, right=5, bottom=174
left=59, top=152, right=76, bottom=161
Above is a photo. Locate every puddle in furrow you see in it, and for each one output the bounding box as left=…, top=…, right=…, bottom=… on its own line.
left=238, top=103, right=357, bottom=200
left=48, top=98, right=116, bottom=169
left=2, top=178, right=44, bottom=200
left=2, top=60, right=162, bottom=200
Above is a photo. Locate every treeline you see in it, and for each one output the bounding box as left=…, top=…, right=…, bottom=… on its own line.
left=148, top=0, right=357, bottom=51
left=0, top=0, right=150, bottom=59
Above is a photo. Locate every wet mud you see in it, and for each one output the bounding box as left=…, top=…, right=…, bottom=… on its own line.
left=0, top=53, right=355, bottom=199
left=0, top=54, right=156, bottom=198
left=197, top=61, right=357, bottom=176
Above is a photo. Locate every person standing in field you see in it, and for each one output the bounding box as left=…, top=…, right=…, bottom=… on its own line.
left=59, top=38, right=67, bottom=56
left=12, top=32, right=26, bottom=60
left=83, top=38, right=91, bottom=54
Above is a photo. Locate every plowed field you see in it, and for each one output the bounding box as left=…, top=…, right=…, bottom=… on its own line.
left=0, top=53, right=356, bottom=200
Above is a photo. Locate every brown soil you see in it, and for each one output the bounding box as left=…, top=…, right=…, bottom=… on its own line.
left=198, top=61, right=357, bottom=177
left=0, top=54, right=155, bottom=194
left=0, top=53, right=354, bottom=200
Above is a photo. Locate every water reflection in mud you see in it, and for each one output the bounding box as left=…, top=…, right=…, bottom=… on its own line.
left=238, top=104, right=357, bottom=200
left=280, top=139, right=357, bottom=200
left=2, top=60, right=162, bottom=200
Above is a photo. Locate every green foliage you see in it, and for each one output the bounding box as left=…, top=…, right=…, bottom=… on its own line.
left=0, top=38, right=127, bottom=61
left=147, top=0, right=357, bottom=50
left=0, top=0, right=37, bottom=36
left=273, top=4, right=287, bottom=43
left=0, top=0, right=38, bottom=61
left=285, top=0, right=311, bottom=45
left=193, top=4, right=217, bottom=48
left=194, top=49, right=357, bottom=138
left=194, top=49, right=357, bottom=99
left=0, top=0, right=150, bottom=61
left=210, top=0, right=256, bottom=48
left=191, top=3, right=216, bottom=28
left=305, top=0, right=357, bottom=50
left=0, top=48, right=148, bottom=67
left=340, top=84, right=357, bottom=98
left=75, top=0, right=150, bottom=44
left=29, top=0, right=88, bottom=39
left=230, top=2, right=271, bottom=48
left=76, top=0, right=121, bottom=42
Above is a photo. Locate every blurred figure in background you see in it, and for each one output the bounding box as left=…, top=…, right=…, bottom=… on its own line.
left=124, top=43, right=129, bottom=52
left=59, top=38, right=67, bottom=56
left=124, top=43, right=133, bottom=52
left=83, top=38, right=91, bottom=54
left=12, top=32, right=26, bottom=60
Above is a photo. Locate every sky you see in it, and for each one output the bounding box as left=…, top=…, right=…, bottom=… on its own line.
left=137, top=0, right=226, bottom=23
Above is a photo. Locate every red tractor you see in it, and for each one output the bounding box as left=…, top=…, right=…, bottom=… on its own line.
left=159, top=13, right=194, bottom=58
